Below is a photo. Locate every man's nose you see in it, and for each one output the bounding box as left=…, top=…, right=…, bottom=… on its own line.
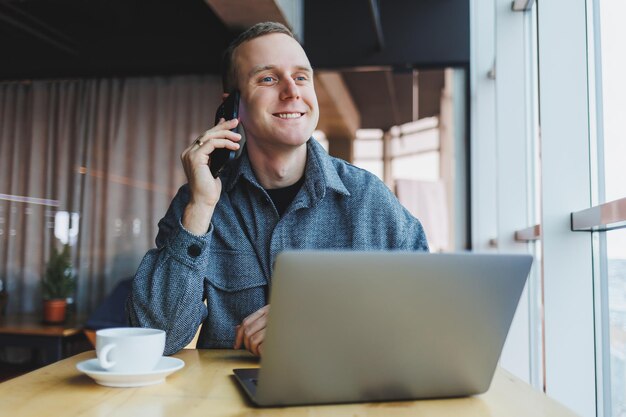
left=279, top=78, right=300, bottom=100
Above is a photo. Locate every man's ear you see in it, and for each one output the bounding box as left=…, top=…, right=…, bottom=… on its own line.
left=221, top=93, right=229, bottom=102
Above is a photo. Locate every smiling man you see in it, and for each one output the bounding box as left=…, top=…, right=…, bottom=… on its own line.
left=128, top=22, right=429, bottom=356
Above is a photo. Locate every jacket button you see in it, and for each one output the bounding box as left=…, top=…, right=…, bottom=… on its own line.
left=187, top=244, right=202, bottom=257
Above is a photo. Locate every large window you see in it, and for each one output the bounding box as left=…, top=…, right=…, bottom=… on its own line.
left=472, top=1, right=625, bottom=416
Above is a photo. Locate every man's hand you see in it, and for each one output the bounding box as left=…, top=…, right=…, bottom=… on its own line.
left=234, top=305, right=270, bottom=356
left=180, top=118, right=241, bottom=235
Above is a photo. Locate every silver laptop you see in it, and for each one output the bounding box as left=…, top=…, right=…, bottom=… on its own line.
left=233, top=251, right=532, bottom=407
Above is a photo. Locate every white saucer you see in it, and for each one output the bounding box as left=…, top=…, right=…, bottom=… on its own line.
left=76, top=357, right=185, bottom=387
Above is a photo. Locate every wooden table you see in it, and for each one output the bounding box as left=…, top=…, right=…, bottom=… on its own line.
left=0, top=314, right=88, bottom=365
left=0, top=349, right=580, bottom=417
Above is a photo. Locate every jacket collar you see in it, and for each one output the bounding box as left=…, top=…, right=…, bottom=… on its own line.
left=224, top=138, right=350, bottom=200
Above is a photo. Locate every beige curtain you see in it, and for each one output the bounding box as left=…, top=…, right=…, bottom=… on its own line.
left=395, top=179, right=449, bottom=252
left=0, top=75, right=222, bottom=316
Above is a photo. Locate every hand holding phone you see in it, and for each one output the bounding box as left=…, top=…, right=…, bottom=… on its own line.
left=180, top=99, right=243, bottom=235
left=210, top=91, right=246, bottom=177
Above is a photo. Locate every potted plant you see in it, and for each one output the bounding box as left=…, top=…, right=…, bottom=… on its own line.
left=41, top=244, right=76, bottom=324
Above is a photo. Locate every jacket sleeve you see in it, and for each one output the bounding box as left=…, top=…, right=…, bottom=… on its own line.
left=401, top=216, right=430, bottom=252
left=127, top=185, right=211, bottom=355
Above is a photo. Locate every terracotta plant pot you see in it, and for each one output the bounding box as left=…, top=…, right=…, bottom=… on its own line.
left=43, top=299, right=67, bottom=324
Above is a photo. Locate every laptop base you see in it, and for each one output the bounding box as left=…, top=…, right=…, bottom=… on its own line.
left=233, top=368, right=260, bottom=404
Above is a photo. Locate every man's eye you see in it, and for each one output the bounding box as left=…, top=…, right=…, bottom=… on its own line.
left=261, top=76, right=275, bottom=83
left=295, top=76, right=308, bottom=81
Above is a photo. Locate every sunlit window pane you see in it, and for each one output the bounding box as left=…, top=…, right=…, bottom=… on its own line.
left=599, top=0, right=626, bottom=202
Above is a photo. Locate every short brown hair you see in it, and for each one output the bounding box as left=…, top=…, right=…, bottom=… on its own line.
left=221, top=22, right=296, bottom=92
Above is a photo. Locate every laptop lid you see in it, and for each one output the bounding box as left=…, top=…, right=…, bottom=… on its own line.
left=245, top=251, right=532, bottom=407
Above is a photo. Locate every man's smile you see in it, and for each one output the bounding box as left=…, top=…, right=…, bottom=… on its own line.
left=272, top=112, right=305, bottom=119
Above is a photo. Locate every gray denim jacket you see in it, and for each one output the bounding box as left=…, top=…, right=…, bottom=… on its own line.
left=127, top=138, right=429, bottom=354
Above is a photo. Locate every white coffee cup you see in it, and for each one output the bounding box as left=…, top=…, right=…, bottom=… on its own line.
left=95, top=327, right=165, bottom=373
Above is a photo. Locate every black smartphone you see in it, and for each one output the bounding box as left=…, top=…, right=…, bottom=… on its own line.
left=209, top=90, right=246, bottom=178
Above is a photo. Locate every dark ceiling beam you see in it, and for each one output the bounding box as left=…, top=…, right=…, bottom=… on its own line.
left=0, top=2, right=78, bottom=56
left=367, top=0, right=385, bottom=51
left=305, top=0, right=469, bottom=69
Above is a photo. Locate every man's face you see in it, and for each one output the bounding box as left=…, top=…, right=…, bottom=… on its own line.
left=233, top=33, right=319, bottom=150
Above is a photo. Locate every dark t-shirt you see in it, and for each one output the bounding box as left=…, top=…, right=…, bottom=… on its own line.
left=266, top=176, right=305, bottom=216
